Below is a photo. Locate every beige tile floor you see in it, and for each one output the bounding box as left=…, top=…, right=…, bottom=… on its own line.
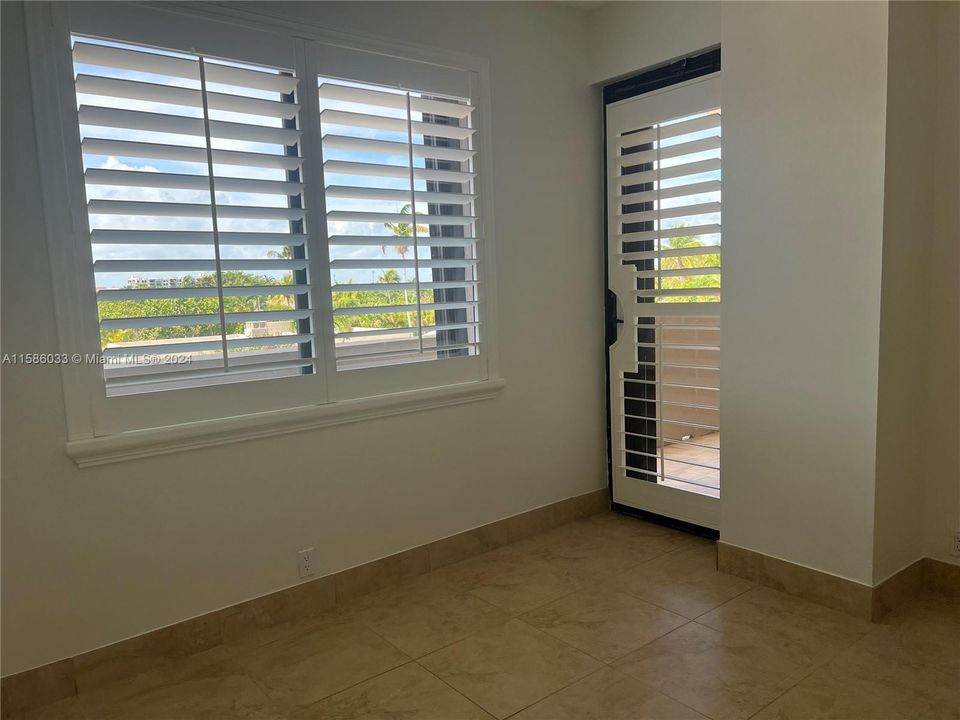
left=14, top=512, right=958, bottom=720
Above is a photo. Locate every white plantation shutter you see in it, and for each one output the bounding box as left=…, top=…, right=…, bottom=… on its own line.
left=40, top=4, right=495, bottom=437
left=608, top=75, right=722, bottom=505
left=319, top=79, right=481, bottom=370
left=72, top=37, right=317, bottom=395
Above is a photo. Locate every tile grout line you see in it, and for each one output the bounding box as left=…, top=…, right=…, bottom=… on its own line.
left=489, top=535, right=710, bottom=621
left=412, top=658, right=498, bottom=719
left=223, top=608, right=416, bottom=717
left=276, top=657, right=418, bottom=717
left=685, top=600, right=875, bottom=720
left=494, top=616, right=710, bottom=719
left=607, top=621, right=723, bottom=719
left=511, top=609, right=693, bottom=667
left=500, top=663, right=610, bottom=719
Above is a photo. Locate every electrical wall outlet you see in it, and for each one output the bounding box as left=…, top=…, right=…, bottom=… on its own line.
left=952, top=531, right=960, bottom=556
left=298, top=547, right=315, bottom=578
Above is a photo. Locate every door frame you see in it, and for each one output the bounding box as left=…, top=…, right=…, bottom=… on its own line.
left=602, top=48, right=721, bottom=534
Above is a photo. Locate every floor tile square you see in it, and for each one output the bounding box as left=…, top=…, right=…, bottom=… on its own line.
left=696, top=586, right=872, bottom=668
left=76, top=659, right=284, bottom=720
left=291, top=662, right=492, bottom=719
left=440, top=545, right=580, bottom=615
left=512, top=666, right=706, bottom=720
left=608, top=543, right=754, bottom=618
left=521, top=586, right=688, bottom=662
left=75, top=647, right=233, bottom=719
left=4, top=697, right=86, bottom=720
left=419, top=619, right=601, bottom=719
left=233, top=616, right=409, bottom=711
left=615, top=621, right=807, bottom=720
left=516, top=521, right=672, bottom=584
left=349, top=576, right=510, bottom=658
left=752, top=636, right=960, bottom=720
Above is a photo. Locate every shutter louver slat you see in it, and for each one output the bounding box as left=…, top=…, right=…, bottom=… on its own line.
left=620, top=136, right=721, bottom=166
left=94, top=259, right=309, bottom=272
left=618, top=112, right=720, bottom=149
left=97, top=285, right=311, bottom=301
left=85, top=169, right=305, bottom=195
left=620, top=245, right=720, bottom=262
left=329, top=258, right=477, bottom=270
left=78, top=106, right=302, bottom=145
left=321, top=134, right=475, bottom=163
left=635, top=267, right=720, bottom=279
left=318, top=83, right=474, bottom=118
left=100, top=308, right=313, bottom=331
left=322, top=159, right=475, bottom=184
left=320, top=108, right=475, bottom=141
left=90, top=230, right=308, bottom=246
left=81, top=138, right=302, bottom=170
left=621, top=158, right=721, bottom=187
left=331, top=281, right=478, bottom=293
left=328, top=235, right=478, bottom=247
left=324, top=186, right=475, bottom=205
left=75, top=75, right=300, bottom=119
left=72, top=41, right=300, bottom=94
left=622, top=180, right=720, bottom=204
left=621, top=223, right=721, bottom=243
left=88, top=199, right=305, bottom=221
left=108, top=358, right=316, bottom=386
left=335, top=322, right=478, bottom=339
left=74, top=35, right=317, bottom=394
left=619, top=201, right=721, bottom=224
left=101, top=333, right=315, bottom=358
left=327, top=210, right=475, bottom=226
left=332, top=302, right=479, bottom=317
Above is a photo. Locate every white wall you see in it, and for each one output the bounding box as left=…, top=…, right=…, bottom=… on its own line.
left=922, top=0, right=960, bottom=567
left=720, top=1, right=890, bottom=585
left=0, top=1, right=604, bottom=676
left=585, top=1, right=719, bottom=84
left=872, top=1, right=939, bottom=583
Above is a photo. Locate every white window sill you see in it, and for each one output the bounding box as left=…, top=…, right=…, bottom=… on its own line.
left=66, top=378, right=505, bottom=468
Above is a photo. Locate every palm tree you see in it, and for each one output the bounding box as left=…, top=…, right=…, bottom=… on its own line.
left=266, top=245, right=295, bottom=310
left=382, top=204, right=429, bottom=257
left=383, top=204, right=428, bottom=328
left=659, top=233, right=720, bottom=302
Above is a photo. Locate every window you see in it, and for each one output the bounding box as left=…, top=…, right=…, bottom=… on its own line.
left=26, top=3, right=498, bottom=448
left=73, top=37, right=316, bottom=396
left=318, top=78, right=480, bottom=371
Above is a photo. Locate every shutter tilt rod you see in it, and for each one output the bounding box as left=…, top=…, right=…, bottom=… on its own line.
left=404, top=90, right=425, bottom=354
left=197, top=56, right=231, bottom=370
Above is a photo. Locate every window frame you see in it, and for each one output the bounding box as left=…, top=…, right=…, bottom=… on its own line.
left=24, top=1, right=502, bottom=462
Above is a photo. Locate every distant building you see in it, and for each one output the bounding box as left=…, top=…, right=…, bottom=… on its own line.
left=244, top=320, right=294, bottom=338
left=126, top=276, right=183, bottom=289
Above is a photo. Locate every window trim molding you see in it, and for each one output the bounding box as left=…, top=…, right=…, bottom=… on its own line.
left=23, top=0, right=502, bottom=455
left=66, top=378, right=506, bottom=468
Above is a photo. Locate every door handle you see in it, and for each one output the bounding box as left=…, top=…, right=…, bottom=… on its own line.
left=604, top=290, right=623, bottom=348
